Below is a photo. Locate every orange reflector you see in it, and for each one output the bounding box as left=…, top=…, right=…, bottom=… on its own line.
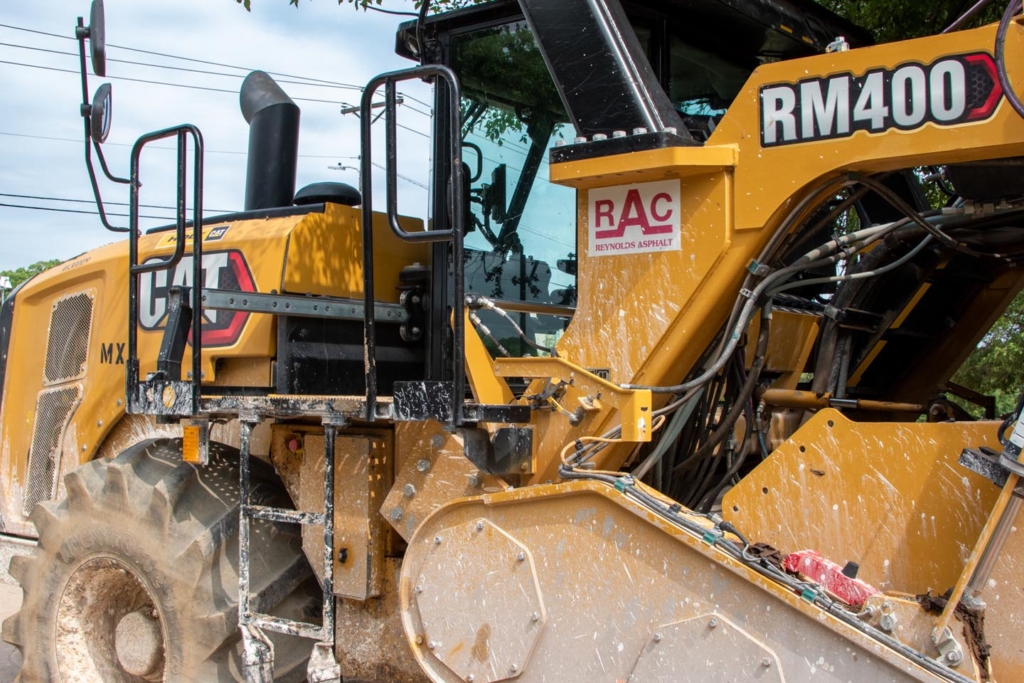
left=183, top=425, right=201, bottom=463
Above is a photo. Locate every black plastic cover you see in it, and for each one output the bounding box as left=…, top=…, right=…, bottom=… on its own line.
left=294, top=182, right=361, bottom=207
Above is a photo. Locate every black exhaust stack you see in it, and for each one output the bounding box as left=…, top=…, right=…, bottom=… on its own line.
left=240, top=71, right=300, bottom=211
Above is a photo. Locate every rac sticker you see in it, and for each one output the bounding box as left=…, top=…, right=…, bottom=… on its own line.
left=138, top=250, right=255, bottom=347
left=588, top=180, right=682, bottom=257
left=760, top=52, right=1003, bottom=147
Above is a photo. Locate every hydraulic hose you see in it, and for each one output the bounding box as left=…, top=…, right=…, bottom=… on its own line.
left=670, top=302, right=771, bottom=476
left=997, top=0, right=1024, bottom=120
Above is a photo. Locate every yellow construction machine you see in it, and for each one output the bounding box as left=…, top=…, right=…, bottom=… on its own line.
left=3, top=0, right=1024, bottom=680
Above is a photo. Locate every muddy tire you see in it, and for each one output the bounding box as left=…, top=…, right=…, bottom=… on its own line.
left=2, top=439, right=319, bottom=682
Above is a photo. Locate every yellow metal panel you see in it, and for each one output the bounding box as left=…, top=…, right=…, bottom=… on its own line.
left=715, top=24, right=1024, bottom=232
left=746, top=310, right=819, bottom=390
left=142, top=214, right=298, bottom=381
left=534, top=24, right=1024, bottom=479
left=493, top=357, right=653, bottom=443
left=282, top=203, right=430, bottom=302
left=400, top=481, right=948, bottom=682
left=527, top=172, right=738, bottom=480
left=383, top=422, right=508, bottom=543
left=0, top=251, right=126, bottom=535
left=723, top=409, right=1002, bottom=594
left=463, top=313, right=513, bottom=406
left=930, top=471, right=1020, bottom=641
left=550, top=144, right=738, bottom=189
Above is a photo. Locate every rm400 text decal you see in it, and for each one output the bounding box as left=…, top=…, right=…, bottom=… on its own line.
left=760, top=53, right=1003, bottom=147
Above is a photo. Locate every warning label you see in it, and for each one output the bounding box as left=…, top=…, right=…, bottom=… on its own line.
left=588, top=180, right=681, bottom=257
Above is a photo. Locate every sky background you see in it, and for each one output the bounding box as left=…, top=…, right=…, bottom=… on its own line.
left=0, top=0, right=434, bottom=271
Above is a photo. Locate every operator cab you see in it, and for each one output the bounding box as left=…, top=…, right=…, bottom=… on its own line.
left=395, top=0, right=868, bottom=354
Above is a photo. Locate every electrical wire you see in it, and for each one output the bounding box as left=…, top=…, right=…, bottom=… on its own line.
left=0, top=41, right=363, bottom=91
left=622, top=252, right=838, bottom=394
left=1, top=39, right=436, bottom=120
left=620, top=173, right=993, bottom=396
left=0, top=55, right=432, bottom=135
left=0, top=130, right=359, bottom=160
left=631, top=387, right=703, bottom=480
left=465, top=294, right=557, bottom=356
left=0, top=192, right=235, bottom=214
left=0, top=202, right=172, bottom=220
left=670, top=303, right=771, bottom=477
left=560, top=415, right=666, bottom=467
left=0, top=58, right=354, bottom=106
left=558, top=465, right=979, bottom=683
left=768, top=235, right=934, bottom=296
left=997, top=0, right=1024, bottom=120
left=0, top=23, right=382, bottom=93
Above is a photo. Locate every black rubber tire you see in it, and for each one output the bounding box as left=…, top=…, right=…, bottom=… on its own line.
left=2, top=438, right=320, bottom=682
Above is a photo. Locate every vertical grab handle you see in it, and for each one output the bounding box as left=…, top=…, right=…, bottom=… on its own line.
left=126, top=124, right=205, bottom=414
left=360, top=65, right=465, bottom=426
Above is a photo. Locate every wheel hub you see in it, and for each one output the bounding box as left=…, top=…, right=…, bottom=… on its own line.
left=115, top=609, right=165, bottom=677
left=56, top=557, right=166, bottom=682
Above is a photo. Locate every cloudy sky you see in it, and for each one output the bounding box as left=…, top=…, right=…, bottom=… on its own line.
left=0, top=0, right=433, bottom=271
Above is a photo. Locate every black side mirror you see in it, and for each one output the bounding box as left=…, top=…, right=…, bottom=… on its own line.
left=90, top=83, right=112, bottom=143
left=482, top=164, right=508, bottom=222
left=90, top=0, right=106, bottom=77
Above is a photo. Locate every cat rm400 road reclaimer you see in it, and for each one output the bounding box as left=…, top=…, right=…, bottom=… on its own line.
left=3, top=0, right=1024, bottom=681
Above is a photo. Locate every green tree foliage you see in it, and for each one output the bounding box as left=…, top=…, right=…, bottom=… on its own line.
left=240, top=0, right=1008, bottom=36
left=0, top=260, right=62, bottom=291
left=237, top=0, right=474, bottom=11
left=817, top=1, right=1003, bottom=43
left=953, top=294, right=1024, bottom=416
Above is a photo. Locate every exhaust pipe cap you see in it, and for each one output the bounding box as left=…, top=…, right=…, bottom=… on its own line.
left=240, top=70, right=295, bottom=124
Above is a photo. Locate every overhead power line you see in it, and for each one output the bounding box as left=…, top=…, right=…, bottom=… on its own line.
left=367, top=161, right=429, bottom=189
left=0, top=192, right=236, bottom=214
left=0, top=23, right=70, bottom=41
left=0, top=59, right=431, bottom=138
left=0, top=130, right=360, bottom=160
left=0, top=21, right=382, bottom=91
left=0, top=41, right=369, bottom=93
left=0, top=202, right=172, bottom=220
left=1, top=39, right=433, bottom=119
left=0, top=59, right=349, bottom=105
left=0, top=22, right=436, bottom=114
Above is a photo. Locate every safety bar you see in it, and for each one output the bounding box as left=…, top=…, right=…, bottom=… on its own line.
left=360, top=65, right=466, bottom=425
left=126, top=124, right=204, bottom=412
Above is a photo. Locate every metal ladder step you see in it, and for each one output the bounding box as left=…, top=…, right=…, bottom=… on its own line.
left=238, top=418, right=340, bottom=683
left=244, top=505, right=326, bottom=526
left=248, top=612, right=325, bottom=640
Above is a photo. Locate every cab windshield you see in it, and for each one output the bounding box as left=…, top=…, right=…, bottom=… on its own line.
left=451, top=20, right=576, bottom=354
left=446, top=11, right=757, bottom=353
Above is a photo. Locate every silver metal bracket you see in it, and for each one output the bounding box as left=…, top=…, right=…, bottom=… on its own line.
left=202, top=288, right=409, bottom=323
left=241, top=625, right=275, bottom=683
left=307, top=642, right=342, bottom=683
left=931, top=626, right=963, bottom=668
